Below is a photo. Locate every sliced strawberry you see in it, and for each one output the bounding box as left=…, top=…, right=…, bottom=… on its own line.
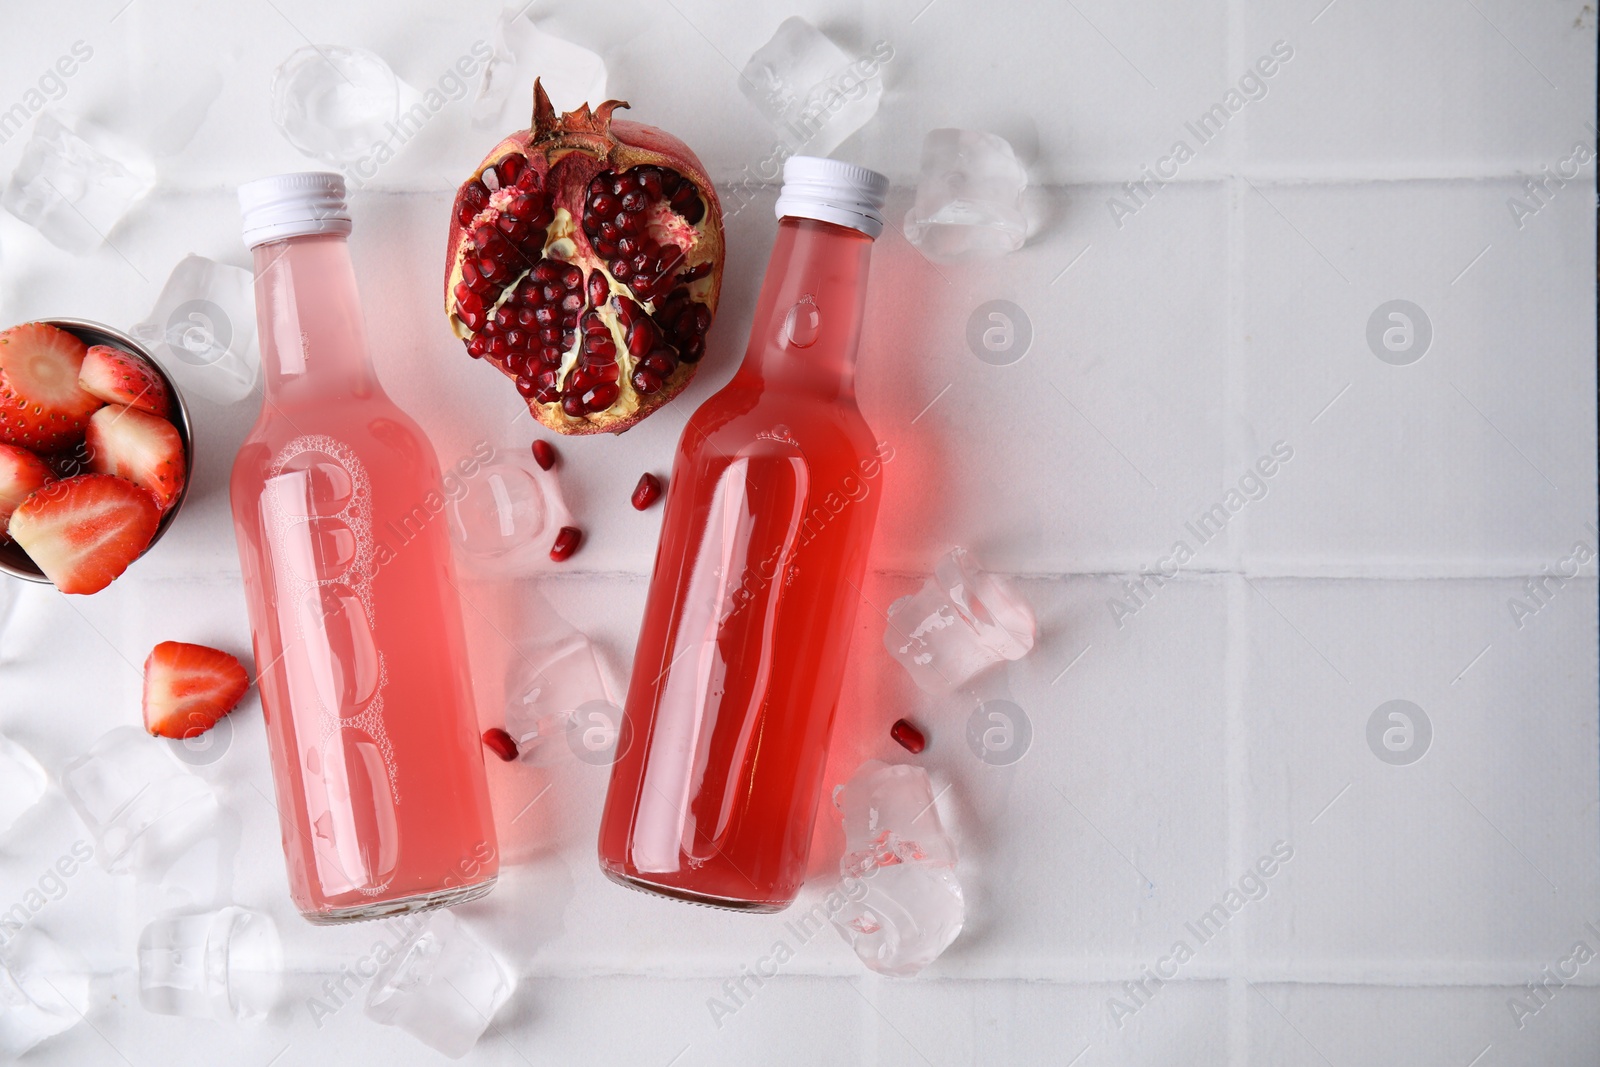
left=142, top=640, right=249, bottom=739
left=0, top=443, right=55, bottom=531
left=6, top=474, right=160, bottom=594
left=0, top=323, right=102, bottom=451
left=78, top=345, right=170, bottom=418
left=84, top=404, right=186, bottom=510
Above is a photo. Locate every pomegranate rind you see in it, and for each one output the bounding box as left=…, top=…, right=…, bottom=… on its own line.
left=444, top=81, right=724, bottom=437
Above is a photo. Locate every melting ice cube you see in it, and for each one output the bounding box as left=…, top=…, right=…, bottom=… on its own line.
left=131, top=254, right=260, bottom=405
left=504, top=631, right=617, bottom=765
left=0, top=928, right=91, bottom=1058
left=271, top=45, right=414, bottom=166
left=0, top=735, right=47, bottom=840
left=59, top=727, right=223, bottom=877
left=884, top=547, right=1035, bottom=694
left=473, top=6, right=608, bottom=128
left=365, top=910, right=514, bottom=1059
left=740, top=17, right=884, bottom=155
left=138, top=906, right=281, bottom=1023
left=1, top=111, right=155, bottom=254
left=446, top=449, right=572, bottom=577
left=830, top=760, right=964, bottom=977
left=904, top=128, right=1028, bottom=261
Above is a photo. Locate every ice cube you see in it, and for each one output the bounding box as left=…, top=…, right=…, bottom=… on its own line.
left=504, top=632, right=617, bottom=765
left=473, top=6, right=608, bottom=129
left=740, top=17, right=884, bottom=155
left=904, top=129, right=1028, bottom=261
left=271, top=45, right=413, bottom=166
left=365, top=910, right=514, bottom=1059
left=130, top=254, right=260, bottom=405
left=138, top=906, right=281, bottom=1023
left=446, top=449, right=572, bottom=576
left=136, top=807, right=242, bottom=915
left=0, top=735, right=47, bottom=840
left=829, top=760, right=963, bottom=977
left=0, top=928, right=91, bottom=1058
left=884, top=548, right=1035, bottom=695
left=1, top=111, right=155, bottom=254
left=59, top=727, right=222, bottom=875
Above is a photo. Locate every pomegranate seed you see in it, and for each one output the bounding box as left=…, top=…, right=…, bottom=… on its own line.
left=561, top=393, right=586, bottom=417
left=593, top=361, right=621, bottom=382
left=550, top=526, right=582, bottom=561
left=631, top=472, right=662, bottom=510
left=640, top=169, right=663, bottom=197
left=626, top=322, right=656, bottom=357
left=681, top=335, right=706, bottom=362
left=540, top=326, right=563, bottom=346
left=642, top=349, right=676, bottom=376
left=531, top=440, right=556, bottom=470
left=496, top=154, right=524, bottom=184
left=517, top=307, right=538, bottom=328
left=534, top=260, right=559, bottom=282
left=612, top=259, right=632, bottom=279
left=482, top=727, right=518, bottom=761
left=467, top=335, right=487, bottom=358
left=534, top=385, right=560, bottom=404
left=890, top=718, right=927, bottom=754
left=621, top=190, right=646, bottom=213
left=535, top=306, right=558, bottom=326
left=594, top=238, right=618, bottom=258
left=515, top=375, right=537, bottom=397
left=584, top=382, right=620, bottom=410
left=631, top=367, right=661, bottom=393
left=588, top=272, right=609, bottom=307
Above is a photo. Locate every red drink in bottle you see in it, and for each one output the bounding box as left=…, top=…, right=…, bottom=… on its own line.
left=232, top=174, right=498, bottom=923
left=599, top=158, right=891, bottom=910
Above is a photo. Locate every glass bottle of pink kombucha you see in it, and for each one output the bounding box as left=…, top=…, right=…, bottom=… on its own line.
left=599, top=157, right=891, bottom=911
left=232, top=173, right=498, bottom=923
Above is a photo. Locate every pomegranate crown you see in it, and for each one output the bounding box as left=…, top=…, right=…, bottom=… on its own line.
left=531, top=78, right=630, bottom=147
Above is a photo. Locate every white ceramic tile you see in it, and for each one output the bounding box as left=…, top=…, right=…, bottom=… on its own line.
left=1245, top=983, right=1600, bottom=1067
left=1232, top=179, right=1597, bottom=574
left=1239, top=576, right=1600, bottom=975
left=1236, top=0, right=1598, bottom=176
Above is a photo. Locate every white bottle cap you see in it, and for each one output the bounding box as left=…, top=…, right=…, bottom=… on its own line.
left=774, top=156, right=889, bottom=239
left=238, top=171, right=353, bottom=248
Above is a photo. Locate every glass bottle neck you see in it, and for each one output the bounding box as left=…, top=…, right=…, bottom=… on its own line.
left=251, top=233, right=379, bottom=401
left=739, top=216, right=874, bottom=397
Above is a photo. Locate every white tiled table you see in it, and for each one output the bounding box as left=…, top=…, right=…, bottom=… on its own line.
left=0, top=1, right=1595, bottom=1064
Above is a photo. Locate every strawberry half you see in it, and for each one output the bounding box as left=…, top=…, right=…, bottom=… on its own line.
left=84, top=404, right=186, bottom=510
left=6, top=474, right=160, bottom=593
left=78, top=345, right=171, bottom=418
left=142, top=641, right=249, bottom=739
left=0, top=323, right=103, bottom=451
left=0, top=443, right=55, bottom=531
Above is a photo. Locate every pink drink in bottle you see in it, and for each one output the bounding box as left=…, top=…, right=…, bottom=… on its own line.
left=232, top=174, right=498, bottom=923
left=598, top=158, right=891, bottom=910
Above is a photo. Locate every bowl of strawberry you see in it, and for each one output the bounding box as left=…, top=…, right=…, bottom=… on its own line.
left=0, top=319, right=194, bottom=593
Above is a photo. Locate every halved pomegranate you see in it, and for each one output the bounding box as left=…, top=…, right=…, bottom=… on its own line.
left=445, top=81, right=724, bottom=435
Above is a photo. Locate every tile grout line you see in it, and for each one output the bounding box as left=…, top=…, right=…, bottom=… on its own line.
left=1220, top=4, right=1251, bottom=1055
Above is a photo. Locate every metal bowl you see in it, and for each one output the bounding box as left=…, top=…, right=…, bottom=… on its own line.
left=0, top=318, right=195, bottom=586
